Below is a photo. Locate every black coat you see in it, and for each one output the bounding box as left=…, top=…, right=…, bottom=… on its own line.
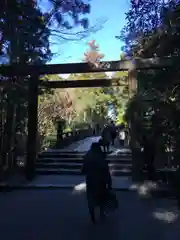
left=82, top=149, right=112, bottom=206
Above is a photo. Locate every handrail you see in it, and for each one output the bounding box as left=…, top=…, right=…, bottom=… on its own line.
left=55, top=127, right=93, bottom=149
left=40, top=128, right=93, bottom=151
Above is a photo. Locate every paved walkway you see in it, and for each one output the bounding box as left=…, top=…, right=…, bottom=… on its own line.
left=0, top=189, right=180, bottom=240
left=1, top=175, right=133, bottom=189
left=64, top=136, right=101, bottom=151
left=60, top=136, right=130, bottom=153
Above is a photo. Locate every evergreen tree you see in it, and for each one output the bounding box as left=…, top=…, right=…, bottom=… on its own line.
left=118, top=0, right=180, bottom=175
left=0, top=1, right=53, bottom=169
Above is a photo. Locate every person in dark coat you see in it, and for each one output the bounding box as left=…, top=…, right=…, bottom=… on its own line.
left=109, top=121, right=117, bottom=146
left=142, top=134, right=156, bottom=181
left=81, top=142, right=112, bottom=224
left=101, top=125, right=111, bottom=153
left=96, top=123, right=100, bottom=135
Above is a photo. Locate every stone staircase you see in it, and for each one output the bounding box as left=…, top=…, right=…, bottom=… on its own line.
left=36, top=150, right=132, bottom=176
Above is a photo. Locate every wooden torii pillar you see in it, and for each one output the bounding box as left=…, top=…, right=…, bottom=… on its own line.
left=128, top=69, right=142, bottom=181
left=25, top=75, right=39, bottom=180
left=128, top=68, right=138, bottom=98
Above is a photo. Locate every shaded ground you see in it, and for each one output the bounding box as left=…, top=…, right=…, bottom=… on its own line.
left=0, top=175, right=133, bottom=189
left=0, top=190, right=180, bottom=240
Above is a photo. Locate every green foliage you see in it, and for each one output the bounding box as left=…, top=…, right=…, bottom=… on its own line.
left=0, top=0, right=93, bottom=155
left=67, top=72, right=109, bottom=127
left=0, top=1, right=53, bottom=157
left=111, top=71, right=129, bottom=119
left=119, top=0, right=180, bottom=164
left=38, top=74, right=77, bottom=137
left=65, top=71, right=129, bottom=127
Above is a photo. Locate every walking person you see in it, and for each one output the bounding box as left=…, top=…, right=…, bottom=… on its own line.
left=96, top=123, right=100, bottom=135
left=101, top=125, right=111, bottom=153
left=109, top=121, right=117, bottom=146
left=124, top=128, right=129, bottom=146
left=81, top=142, right=112, bottom=224
left=119, top=128, right=125, bottom=146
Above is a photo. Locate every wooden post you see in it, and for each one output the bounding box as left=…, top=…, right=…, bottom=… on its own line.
left=56, top=121, right=63, bottom=147
left=25, top=75, right=38, bottom=180
left=128, top=69, right=137, bottom=98
left=128, top=69, right=141, bottom=181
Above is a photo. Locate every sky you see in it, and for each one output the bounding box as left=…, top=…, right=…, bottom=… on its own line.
left=44, top=0, right=130, bottom=64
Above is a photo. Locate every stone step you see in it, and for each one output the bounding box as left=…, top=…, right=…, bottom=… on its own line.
left=38, top=154, right=132, bottom=160
left=35, top=167, right=177, bottom=178
left=38, top=151, right=131, bottom=157
left=39, top=150, right=131, bottom=154
left=36, top=158, right=132, bottom=164
left=35, top=162, right=133, bottom=170
left=35, top=168, right=132, bottom=176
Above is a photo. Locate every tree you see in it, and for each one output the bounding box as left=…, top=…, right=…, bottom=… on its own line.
left=111, top=71, right=129, bottom=124
left=118, top=0, right=180, bottom=178
left=118, top=0, right=166, bottom=58
left=0, top=0, right=96, bottom=161
left=38, top=90, right=76, bottom=134
left=67, top=72, right=110, bottom=128
left=0, top=1, right=53, bottom=166
left=67, top=41, right=129, bottom=128
left=83, top=40, right=129, bottom=125
left=84, top=40, right=104, bottom=67
left=36, top=0, right=106, bottom=44
left=45, top=0, right=98, bottom=41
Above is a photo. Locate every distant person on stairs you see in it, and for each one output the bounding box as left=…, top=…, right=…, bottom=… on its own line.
left=81, top=142, right=112, bottom=224
left=109, top=121, right=117, bottom=146
left=119, top=128, right=125, bottom=146
left=96, top=123, right=100, bottom=135
left=100, top=125, right=111, bottom=153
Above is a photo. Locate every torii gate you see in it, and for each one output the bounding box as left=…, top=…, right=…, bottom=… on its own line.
left=0, top=57, right=177, bottom=179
